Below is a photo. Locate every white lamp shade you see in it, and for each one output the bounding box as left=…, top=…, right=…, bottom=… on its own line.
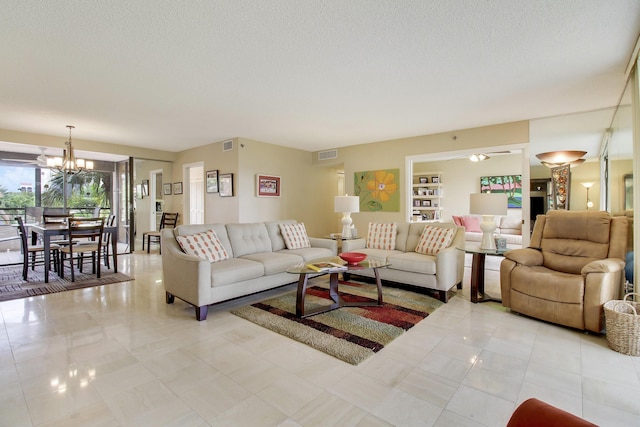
left=469, top=193, right=508, bottom=216
left=334, top=196, right=360, bottom=213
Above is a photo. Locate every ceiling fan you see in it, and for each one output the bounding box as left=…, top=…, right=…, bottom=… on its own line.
left=2, top=147, right=51, bottom=167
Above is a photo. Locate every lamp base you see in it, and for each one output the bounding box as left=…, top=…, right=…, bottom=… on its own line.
left=341, top=213, right=353, bottom=238
left=479, top=215, right=497, bottom=251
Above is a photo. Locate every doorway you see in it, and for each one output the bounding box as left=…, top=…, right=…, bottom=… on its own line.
left=184, top=163, right=204, bottom=224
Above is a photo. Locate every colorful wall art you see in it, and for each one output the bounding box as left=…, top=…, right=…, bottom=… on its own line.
left=480, top=175, right=522, bottom=208
left=354, top=168, right=400, bottom=212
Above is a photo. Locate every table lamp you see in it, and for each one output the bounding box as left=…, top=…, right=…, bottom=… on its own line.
left=469, top=193, right=508, bottom=250
left=334, top=195, right=360, bottom=238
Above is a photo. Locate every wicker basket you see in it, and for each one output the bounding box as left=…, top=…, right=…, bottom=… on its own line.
left=604, top=293, right=640, bottom=356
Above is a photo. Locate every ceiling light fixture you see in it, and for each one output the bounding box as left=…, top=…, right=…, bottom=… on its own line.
left=47, top=126, right=94, bottom=174
left=469, top=154, right=490, bottom=162
left=536, top=150, right=586, bottom=168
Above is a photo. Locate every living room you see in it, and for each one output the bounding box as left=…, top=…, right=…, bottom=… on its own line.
left=1, top=2, right=639, bottom=426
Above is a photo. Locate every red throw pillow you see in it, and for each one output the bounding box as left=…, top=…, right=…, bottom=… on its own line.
left=452, top=215, right=463, bottom=226
left=462, top=216, right=482, bottom=232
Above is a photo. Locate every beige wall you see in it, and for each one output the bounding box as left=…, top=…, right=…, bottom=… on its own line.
left=312, top=121, right=529, bottom=236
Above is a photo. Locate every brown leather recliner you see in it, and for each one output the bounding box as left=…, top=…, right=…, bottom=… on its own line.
left=501, top=210, right=628, bottom=333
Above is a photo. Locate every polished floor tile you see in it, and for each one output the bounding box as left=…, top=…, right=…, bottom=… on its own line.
left=1, top=252, right=639, bottom=426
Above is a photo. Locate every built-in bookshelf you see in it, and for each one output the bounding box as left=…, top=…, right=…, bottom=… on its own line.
left=411, top=171, right=443, bottom=222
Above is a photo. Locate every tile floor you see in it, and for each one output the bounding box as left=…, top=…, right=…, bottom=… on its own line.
left=1, top=252, right=639, bottom=426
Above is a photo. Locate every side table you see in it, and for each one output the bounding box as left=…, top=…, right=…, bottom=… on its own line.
left=462, top=245, right=506, bottom=303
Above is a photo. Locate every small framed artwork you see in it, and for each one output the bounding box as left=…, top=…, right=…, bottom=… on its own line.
left=163, top=183, right=172, bottom=195
left=256, top=174, right=281, bottom=197
left=431, top=176, right=440, bottom=184
left=419, top=177, right=428, bottom=184
left=173, top=182, right=183, bottom=195
left=422, top=200, right=431, bottom=207
left=219, top=173, right=234, bottom=197
left=413, top=200, right=421, bottom=207
left=141, top=179, right=149, bottom=197
left=206, top=170, right=219, bottom=193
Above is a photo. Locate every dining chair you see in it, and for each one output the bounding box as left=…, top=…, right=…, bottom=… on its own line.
left=59, top=217, right=105, bottom=282
left=100, top=214, right=116, bottom=268
left=143, top=212, right=178, bottom=254
left=14, top=216, right=60, bottom=280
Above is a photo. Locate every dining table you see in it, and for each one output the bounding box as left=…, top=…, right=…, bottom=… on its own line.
left=29, top=223, right=118, bottom=283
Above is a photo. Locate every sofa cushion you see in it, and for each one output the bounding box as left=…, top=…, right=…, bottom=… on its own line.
left=366, top=222, right=397, bottom=250
left=240, top=252, right=303, bottom=275
left=176, top=229, right=229, bottom=262
left=499, top=216, right=522, bottom=235
left=462, top=216, right=481, bottom=232
left=452, top=215, right=463, bottom=227
left=277, top=247, right=334, bottom=262
left=174, top=224, right=234, bottom=257
left=415, top=225, right=455, bottom=255
left=210, top=258, right=265, bottom=287
left=264, top=219, right=297, bottom=252
left=227, top=223, right=273, bottom=257
left=387, top=252, right=437, bottom=275
left=279, top=222, right=311, bottom=249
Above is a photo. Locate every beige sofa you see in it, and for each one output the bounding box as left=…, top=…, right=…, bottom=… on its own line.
left=161, top=220, right=337, bottom=320
left=341, top=222, right=465, bottom=302
left=457, top=215, right=523, bottom=248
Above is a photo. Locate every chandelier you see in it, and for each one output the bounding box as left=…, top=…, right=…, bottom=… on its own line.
left=47, top=125, right=94, bottom=174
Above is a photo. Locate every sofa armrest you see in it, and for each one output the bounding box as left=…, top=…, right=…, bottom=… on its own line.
left=161, top=229, right=212, bottom=307
left=309, top=237, right=338, bottom=256
left=341, top=238, right=366, bottom=252
left=504, top=248, right=543, bottom=266
left=435, top=246, right=464, bottom=289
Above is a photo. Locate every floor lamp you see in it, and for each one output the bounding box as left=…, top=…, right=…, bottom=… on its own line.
left=470, top=193, right=508, bottom=250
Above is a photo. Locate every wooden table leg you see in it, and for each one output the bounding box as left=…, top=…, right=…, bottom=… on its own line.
left=295, top=274, right=309, bottom=317
left=470, top=252, right=486, bottom=303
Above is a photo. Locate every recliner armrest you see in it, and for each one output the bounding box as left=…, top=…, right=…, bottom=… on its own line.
left=581, top=258, right=626, bottom=275
left=504, top=248, right=543, bottom=266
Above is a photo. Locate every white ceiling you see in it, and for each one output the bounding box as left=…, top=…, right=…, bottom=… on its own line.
left=0, top=1, right=639, bottom=159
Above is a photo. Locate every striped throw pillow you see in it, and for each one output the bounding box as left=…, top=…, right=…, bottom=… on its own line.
left=366, top=222, right=397, bottom=250
left=176, top=229, right=229, bottom=262
left=279, top=223, right=311, bottom=250
left=415, top=225, right=455, bottom=255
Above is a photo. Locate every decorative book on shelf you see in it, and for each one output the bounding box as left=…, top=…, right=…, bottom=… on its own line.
left=306, top=261, right=347, bottom=273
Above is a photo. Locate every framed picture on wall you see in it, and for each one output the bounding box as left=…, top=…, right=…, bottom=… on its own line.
left=219, top=173, right=234, bottom=197
left=173, top=182, right=183, bottom=195
left=163, top=183, right=172, bottom=195
left=206, top=170, right=219, bottom=193
left=256, top=174, right=281, bottom=197
left=141, top=179, right=149, bottom=197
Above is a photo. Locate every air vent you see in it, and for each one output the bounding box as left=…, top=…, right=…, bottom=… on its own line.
left=223, top=140, right=233, bottom=151
left=318, top=149, right=337, bottom=160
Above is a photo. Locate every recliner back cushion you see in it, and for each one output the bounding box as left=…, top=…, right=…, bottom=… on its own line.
left=540, top=211, right=611, bottom=274
left=226, top=223, right=273, bottom=257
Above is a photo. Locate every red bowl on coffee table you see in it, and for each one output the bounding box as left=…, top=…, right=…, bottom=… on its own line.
left=339, top=252, right=367, bottom=265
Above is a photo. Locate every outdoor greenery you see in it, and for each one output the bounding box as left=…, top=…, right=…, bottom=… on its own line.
left=0, top=170, right=112, bottom=209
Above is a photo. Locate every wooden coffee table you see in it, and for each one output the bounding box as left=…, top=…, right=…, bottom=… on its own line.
left=287, top=256, right=389, bottom=318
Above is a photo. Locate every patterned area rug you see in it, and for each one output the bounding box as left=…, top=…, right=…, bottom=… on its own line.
left=231, top=279, right=449, bottom=365
left=0, top=264, right=133, bottom=302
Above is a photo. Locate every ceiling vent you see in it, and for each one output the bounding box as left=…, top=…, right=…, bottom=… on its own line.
left=318, top=149, right=338, bottom=160
left=223, top=140, right=234, bottom=151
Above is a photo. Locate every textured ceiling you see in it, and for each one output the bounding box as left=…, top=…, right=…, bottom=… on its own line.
left=1, top=1, right=639, bottom=154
